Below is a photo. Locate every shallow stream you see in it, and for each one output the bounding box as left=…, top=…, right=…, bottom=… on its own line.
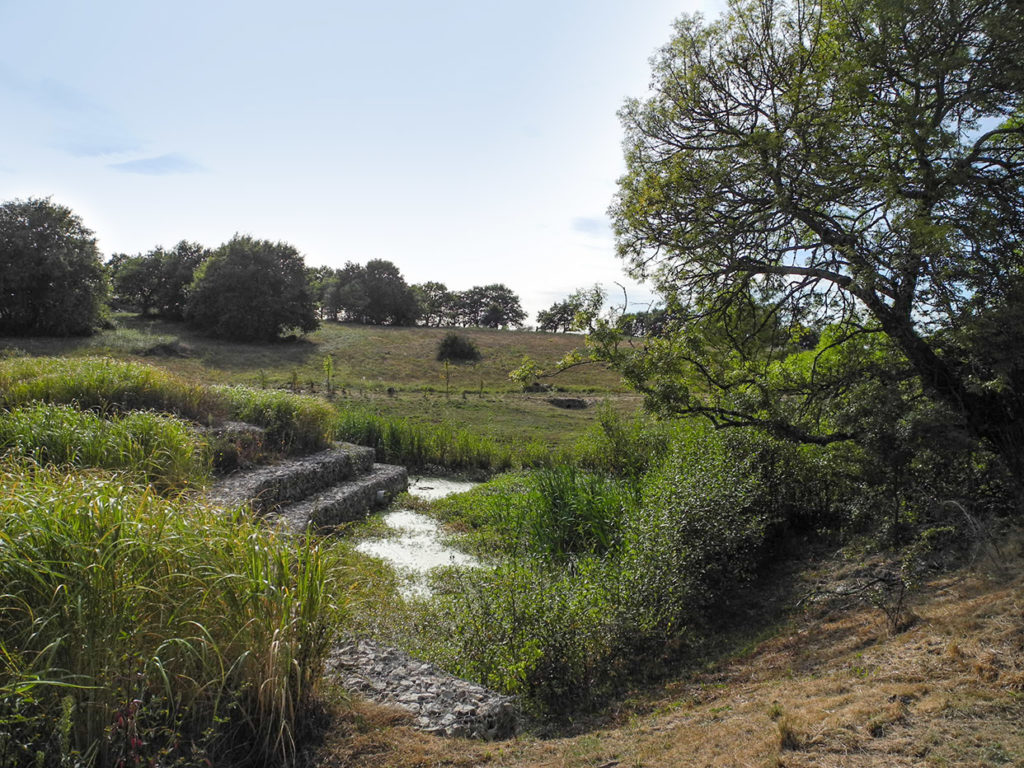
left=354, top=476, right=480, bottom=596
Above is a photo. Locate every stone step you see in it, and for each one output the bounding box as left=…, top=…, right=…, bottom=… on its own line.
left=268, top=463, right=409, bottom=532
left=209, top=442, right=375, bottom=515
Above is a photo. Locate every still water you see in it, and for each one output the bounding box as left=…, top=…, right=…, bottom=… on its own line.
left=354, top=476, right=480, bottom=596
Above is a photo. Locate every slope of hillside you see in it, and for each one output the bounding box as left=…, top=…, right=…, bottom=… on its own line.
left=311, top=542, right=1024, bottom=767
left=2, top=316, right=639, bottom=448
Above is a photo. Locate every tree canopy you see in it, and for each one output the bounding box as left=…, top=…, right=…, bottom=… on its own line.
left=0, top=198, right=108, bottom=336
left=110, top=241, right=208, bottom=319
left=609, top=0, right=1024, bottom=475
left=184, top=235, right=318, bottom=341
left=536, top=286, right=605, bottom=333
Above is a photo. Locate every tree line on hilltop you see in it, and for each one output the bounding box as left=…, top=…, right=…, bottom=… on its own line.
left=0, top=198, right=548, bottom=342
left=0, top=196, right=672, bottom=344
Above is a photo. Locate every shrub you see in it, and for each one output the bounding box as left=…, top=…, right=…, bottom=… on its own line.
left=436, top=332, right=482, bottom=363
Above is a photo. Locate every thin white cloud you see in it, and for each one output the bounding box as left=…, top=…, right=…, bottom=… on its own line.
left=0, top=65, right=141, bottom=158
left=571, top=216, right=611, bottom=237
left=108, top=153, right=204, bottom=175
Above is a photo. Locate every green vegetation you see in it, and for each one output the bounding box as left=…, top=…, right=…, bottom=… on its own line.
left=436, top=331, right=481, bottom=363
left=0, top=461, right=343, bottom=767
left=185, top=235, right=318, bottom=342
left=109, top=240, right=208, bottom=320
left=400, top=421, right=830, bottom=714
left=0, top=198, right=109, bottom=337
left=1, top=318, right=632, bottom=450
left=1, top=1, right=1021, bottom=762
left=0, top=403, right=206, bottom=490
left=0, top=355, right=220, bottom=421
left=609, top=0, right=1024, bottom=483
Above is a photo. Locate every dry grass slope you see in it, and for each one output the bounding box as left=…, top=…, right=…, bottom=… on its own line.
left=2, top=315, right=639, bottom=448
left=311, top=542, right=1024, bottom=768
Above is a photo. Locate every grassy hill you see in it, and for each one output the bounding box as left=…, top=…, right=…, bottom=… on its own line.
left=2, top=315, right=639, bottom=448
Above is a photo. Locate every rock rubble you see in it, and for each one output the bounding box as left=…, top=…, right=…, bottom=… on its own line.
left=329, top=639, right=520, bottom=740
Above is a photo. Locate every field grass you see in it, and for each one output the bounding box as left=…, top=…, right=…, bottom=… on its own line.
left=2, top=314, right=625, bottom=391
left=1, top=315, right=638, bottom=448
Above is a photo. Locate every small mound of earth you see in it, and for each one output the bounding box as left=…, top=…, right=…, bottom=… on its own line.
left=547, top=397, right=588, bottom=409
left=141, top=341, right=193, bottom=357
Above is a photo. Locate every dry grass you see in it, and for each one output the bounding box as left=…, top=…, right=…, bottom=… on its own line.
left=311, top=539, right=1024, bottom=768
left=3, top=315, right=638, bottom=448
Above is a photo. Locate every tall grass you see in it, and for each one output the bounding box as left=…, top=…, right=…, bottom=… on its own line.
left=529, top=466, right=634, bottom=562
left=216, top=386, right=336, bottom=453
left=333, top=405, right=518, bottom=471
left=0, top=461, right=345, bottom=767
left=0, top=355, right=548, bottom=471
left=0, top=356, right=222, bottom=422
left=0, top=403, right=208, bottom=490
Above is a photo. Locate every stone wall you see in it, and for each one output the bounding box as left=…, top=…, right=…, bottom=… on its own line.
left=329, top=639, right=520, bottom=740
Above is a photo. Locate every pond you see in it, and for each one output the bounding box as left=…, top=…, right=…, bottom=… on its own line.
left=354, top=476, right=480, bottom=596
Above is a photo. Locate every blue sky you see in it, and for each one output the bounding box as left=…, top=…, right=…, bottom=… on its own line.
left=0, top=0, right=719, bottom=321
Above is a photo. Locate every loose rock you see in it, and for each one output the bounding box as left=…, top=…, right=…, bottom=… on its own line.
left=328, top=639, right=520, bottom=740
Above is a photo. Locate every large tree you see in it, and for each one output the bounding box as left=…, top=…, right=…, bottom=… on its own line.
left=184, top=235, right=318, bottom=341
left=610, top=0, right=1024, bottom=476
left=0, top=198, right=108, bottom=336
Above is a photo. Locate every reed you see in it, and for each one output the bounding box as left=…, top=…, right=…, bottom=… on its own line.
left=0, top=461, right=345, bottom=767
left=0, top=356, right=222, bottom=422
left=0, top=402, right=208, bottom=490
left=216, top=385, right=336, bottom=453
left=332, top=405, right=516, bottom=471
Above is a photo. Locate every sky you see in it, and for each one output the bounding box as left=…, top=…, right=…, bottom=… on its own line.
left=0, top=0, right=722, bottom=322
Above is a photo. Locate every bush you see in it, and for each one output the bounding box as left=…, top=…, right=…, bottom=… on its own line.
left=622, top=425, right=820, bottom=629
left=436, top=332, right=482, bottom=363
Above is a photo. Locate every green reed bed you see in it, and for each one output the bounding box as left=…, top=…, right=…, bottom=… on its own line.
left=216, top=386, right=336, bottom=453
left=0, top=356, right=222, bottom=422
left=332, top=405, right=517, bottom=471
left=0, top=403, right=208, bottom=491
left=0, top=461, right=345, bottom=768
